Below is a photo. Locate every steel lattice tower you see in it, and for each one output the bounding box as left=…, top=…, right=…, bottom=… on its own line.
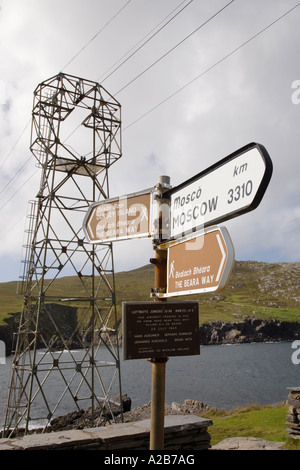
left=3, top=73, right=123, bottom=436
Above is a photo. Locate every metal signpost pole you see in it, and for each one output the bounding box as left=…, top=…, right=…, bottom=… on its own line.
left=149, top=175, right=171, bottom=450
left=82, top=142, right=273, bottom=451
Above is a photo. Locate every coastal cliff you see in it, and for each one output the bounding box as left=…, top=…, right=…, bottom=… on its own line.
left=0, top=304, right=79, bottom=356
left=199, top=317, right=300, bottom=345
left=1, top=311, right=299, bottom=357
left=1, top=260, right=300, bottom=355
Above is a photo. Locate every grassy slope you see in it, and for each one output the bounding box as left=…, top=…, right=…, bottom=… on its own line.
left=202, top=403, right=300, bottom=449
left=115, top=260, right=300, bottom=324
left=1, top=260, right=300, bottom=325
left=0, top=281, right=23, bottom=324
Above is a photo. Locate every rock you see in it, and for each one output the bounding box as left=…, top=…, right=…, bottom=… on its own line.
left=199, top=318, right=300, bottom=345
left=286, top=387, right=300, bottom=438
left=225, top=329, right=241, bottom=341
left=0, top=304, right=80, bottom=355
left=49, top=394, right=131, bottom=431
left=211, top=437, right=285, bottom=450
left=171, top=399, right=210, bottom=415
left=115, top=399, right=211, bottom=424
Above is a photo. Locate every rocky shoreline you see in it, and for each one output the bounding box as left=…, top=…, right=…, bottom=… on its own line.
left=199, top=317, right=300, bottom=345
left=1, top=315, right=300, bottom=356
left=1, top=398, right=287, bottom=450
left=3, top=397, right=289, bottom=451
left=49, top=397, right=212, bottom=432
left=1, top=397, right=213, bottom=437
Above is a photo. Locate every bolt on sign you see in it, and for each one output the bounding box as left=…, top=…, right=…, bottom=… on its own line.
left=83, top=189, right=154, bottom=243
left=161, top=226, right=234, bottom=298
left=122, top=301, right=200, bottom=360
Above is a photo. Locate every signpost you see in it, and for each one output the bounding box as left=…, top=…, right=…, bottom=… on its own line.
left=167, top=142, right=273, bottom=239
left=161, top=226, right=234, bottom=298
left=83, top=142, right=273, bottom=450
left=83, top=189, right=154, bottom=243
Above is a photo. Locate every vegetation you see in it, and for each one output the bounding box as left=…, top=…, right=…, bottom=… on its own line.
left=1, top=261, right=299, bottom=447
left=202, top=403, right=300, bottom=450
left=0, top=281, right=23, bottom=325
left=1, top=260, right=300, bottom=326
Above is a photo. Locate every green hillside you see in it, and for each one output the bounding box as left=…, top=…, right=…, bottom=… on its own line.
left=0, top=260, right=300, bottom=326
left=115, top=260, right=300, bottom=324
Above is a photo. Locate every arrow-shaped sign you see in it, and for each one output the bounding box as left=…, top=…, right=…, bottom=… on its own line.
left=215, top=232, right=226, bottom=283
left=161, top=226, right=235, bottom=298
left=166, top=142, right=273, bottom=240
left=83, top=189, right=154, bottom=243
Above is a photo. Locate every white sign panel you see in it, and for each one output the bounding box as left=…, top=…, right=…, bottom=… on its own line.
left=168, top=143, right=272, bottom=239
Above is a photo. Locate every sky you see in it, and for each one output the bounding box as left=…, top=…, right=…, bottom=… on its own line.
left=0, top=0, right=300, bottom=283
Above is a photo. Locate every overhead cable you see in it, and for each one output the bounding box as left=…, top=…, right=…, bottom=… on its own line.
left=0, top=2, right=132, bottom=174
left=124, top=1, right=300, bottom=130
left=0, top=119, right=30, bottom=170
left=67, top=0, right=195, bottom=142
left=61, top=0, right=133, bottom=71
left=0, top=156, right=32, bottom=197
left=98, top=0, right=194, bottom=83
left=115, top=0, right=236, bottom=95
left=0, top=167, right=39, bottom=211
left=2, top=1, right=300, bottom=217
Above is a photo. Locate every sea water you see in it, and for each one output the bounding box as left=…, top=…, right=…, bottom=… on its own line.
left=0, top=341, right=299, bottom=427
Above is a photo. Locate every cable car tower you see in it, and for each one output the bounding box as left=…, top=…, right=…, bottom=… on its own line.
left=3, top=73, right=123, bottom=436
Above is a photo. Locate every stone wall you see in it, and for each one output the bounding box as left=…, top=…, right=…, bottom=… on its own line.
left=286, top=387, right=300, bottom=439
left=0, top=415, right=212, bottom=451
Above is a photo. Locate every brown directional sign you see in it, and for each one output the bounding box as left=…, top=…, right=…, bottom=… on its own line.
left=122, top=301, right=200, bottom=360
left=83, top=189, right=154, bottom=243
left=161, top=226, right=234, bottom=298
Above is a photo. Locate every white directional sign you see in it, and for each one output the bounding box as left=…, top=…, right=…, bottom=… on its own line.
left=161, top=226, right=235, bottom=298
left=167, top=143, right=272, bottom=240
left=83, top=189, right=154, bottom=243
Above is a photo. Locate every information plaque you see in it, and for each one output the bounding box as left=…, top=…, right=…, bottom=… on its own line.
left=122, top=301, right=200, bottom=360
